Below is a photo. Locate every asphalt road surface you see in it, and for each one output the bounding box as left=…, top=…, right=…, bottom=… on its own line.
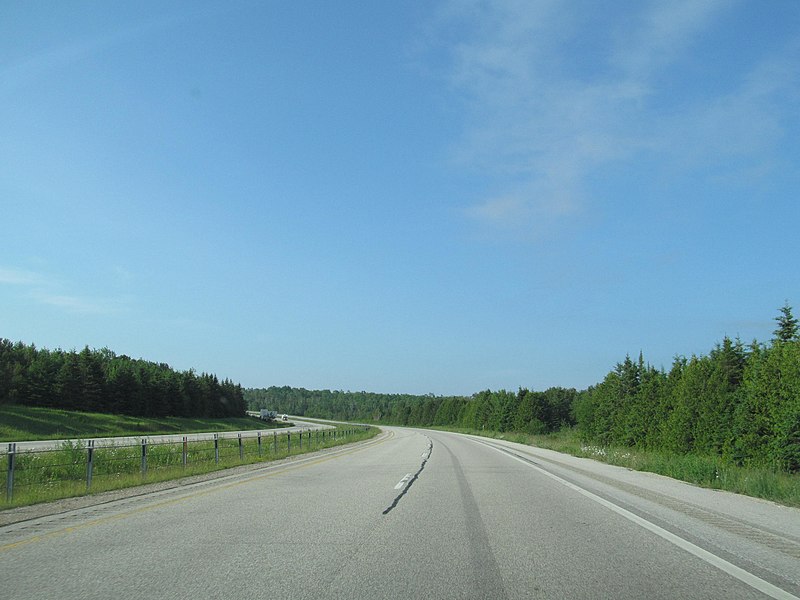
left=1, top=427, right=799, bottom=599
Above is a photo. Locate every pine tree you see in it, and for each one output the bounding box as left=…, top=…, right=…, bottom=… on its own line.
left=57, top=351, right=82, bottom=410
left=78, top=346, right=105, bottom=412
left=773, top=302, right=798, bottom=344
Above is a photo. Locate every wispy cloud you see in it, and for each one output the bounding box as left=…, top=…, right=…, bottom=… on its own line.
left=611, top=0, right=728, bottom=78
left=30, top=292, right=126, bottom=316
left=0, top=267, right=43, bottom=286
left=654, top=47, right=799, bottom=171
left=0, top=11, right=198, bottom=97
left=430, top=0, right=799, bottom=236
left=1, top=265, right=129, bottom=315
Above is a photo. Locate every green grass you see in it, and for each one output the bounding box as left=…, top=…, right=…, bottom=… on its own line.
left=0, top=404, right=289, bottom=443
left=432, top=426, right=800, bottom=508
left=2, top=425, right=379, bottom=508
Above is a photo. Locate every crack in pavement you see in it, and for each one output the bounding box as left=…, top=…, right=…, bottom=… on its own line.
left=382, top=437, right=433, bottom=515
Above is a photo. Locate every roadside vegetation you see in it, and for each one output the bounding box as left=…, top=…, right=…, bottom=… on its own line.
left=249, top=304, right=800, bottom=506
left=2, top=304, right=797, bottom=507
left=0, top=341, right=246, bottom=419
left=2, top=424, right=378, bottom=509
left=0, top=341, right=380, bottom=509
left=437, top=427, right=800, bottom=507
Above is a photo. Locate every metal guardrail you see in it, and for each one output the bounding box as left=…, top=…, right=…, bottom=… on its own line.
left=3, top=426, right=369, bottom=504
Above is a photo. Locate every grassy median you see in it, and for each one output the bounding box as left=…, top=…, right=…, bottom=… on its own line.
left=1, top=411, right=379, bottom=509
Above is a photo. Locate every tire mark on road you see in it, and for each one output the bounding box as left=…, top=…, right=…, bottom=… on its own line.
left=437, top=438, right=509, bottom=600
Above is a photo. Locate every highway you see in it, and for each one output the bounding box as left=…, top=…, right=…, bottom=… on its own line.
left=2, top=416, right=330, bottom=453
left=1, top=427, right=799, bottom=599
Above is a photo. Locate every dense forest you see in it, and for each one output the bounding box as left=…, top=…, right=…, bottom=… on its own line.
left=0, top=341, right=246, bottom=418
left=248, top=305, right=800, bottom=473
left=244, top=386, right=577, bottom=434
left=575, top=304, right=800, bottom=472
left=4, top=305, right=798, bottom=472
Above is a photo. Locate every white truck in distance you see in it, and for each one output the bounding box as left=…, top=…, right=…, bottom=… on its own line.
left=259, top=409, right=277, bottom=421
left=258, top=410, right=290, bottom=422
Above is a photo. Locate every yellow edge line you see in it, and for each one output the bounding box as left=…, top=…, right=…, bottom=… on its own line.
left=0, top=429, right=394, bottom=553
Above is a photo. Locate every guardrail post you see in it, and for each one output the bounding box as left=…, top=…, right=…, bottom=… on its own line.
left=141, top=439, right=147, bottom=478
left=214, top=434, right=219, bottom=465
left=182, top=436, right=188, bottom=468
left=238, top=433, right=244, bottom=461
left=287, top=432, right=291, bottom=454
left=257, top=432, right=262, bottom=457
left=273, top=432, right=277, bottom=453
left=6, top=443, right=16, bottom=502
left=299, top=431, right=302, bottom=450
left=86, top=440, right=95, bottom=490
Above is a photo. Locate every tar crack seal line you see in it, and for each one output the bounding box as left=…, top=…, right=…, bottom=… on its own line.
left=383, top=437, right=433, bottom=515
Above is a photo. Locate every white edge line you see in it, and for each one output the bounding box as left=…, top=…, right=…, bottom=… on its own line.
left=485, top=443, right=799, bottom=600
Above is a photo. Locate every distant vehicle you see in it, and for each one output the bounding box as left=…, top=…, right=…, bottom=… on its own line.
left=259, top=409, right=278, bottom=421
left=281, top=414, right=289, bottom=421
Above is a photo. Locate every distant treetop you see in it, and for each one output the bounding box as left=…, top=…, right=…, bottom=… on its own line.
left=773, top=301, right=798, bottom=343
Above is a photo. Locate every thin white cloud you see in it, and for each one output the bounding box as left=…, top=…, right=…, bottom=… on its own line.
left=31, top=292, right=125, bottom=316
left=1, top=264, right=129, bottom=315
left=611, top=0, right=729, bottom=78
left=0, top=267, right=43, bottom=286
left=430, top=1, right=798, bottom=237
left=655, top=47, right=799, bottom=171
left=0, top=6, right=235, bottom=97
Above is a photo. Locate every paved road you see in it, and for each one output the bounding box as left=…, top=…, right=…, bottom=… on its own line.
left=1, top=427, right=799, bottom=599
left=1, top=416, right=330, bottom=453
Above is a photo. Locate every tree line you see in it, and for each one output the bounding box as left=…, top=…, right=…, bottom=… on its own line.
left=4, top=304, right=797, bottom=471
left=0, top=341, right=246, bottom=419
left=247, top=304, right=799, bottom=473
left=575, top=304, right=800, bottom=471
left=243, top=386, right=577, bottom=434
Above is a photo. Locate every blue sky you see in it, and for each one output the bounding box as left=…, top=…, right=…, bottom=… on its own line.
left=2, top=1, right=799, bottom=395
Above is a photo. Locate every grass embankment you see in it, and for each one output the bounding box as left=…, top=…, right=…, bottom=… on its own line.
left=0, top=404, right=288, bottom=443
left=436, top=426, right=800, bottom=508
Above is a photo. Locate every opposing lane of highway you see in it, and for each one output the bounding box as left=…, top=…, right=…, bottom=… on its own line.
left=1, top=427, right=798, bottom=599
left=2, top=416, right=331, bottom=453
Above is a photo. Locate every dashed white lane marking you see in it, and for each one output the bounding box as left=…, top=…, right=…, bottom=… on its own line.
left=394, top=474, right=412, bottom=489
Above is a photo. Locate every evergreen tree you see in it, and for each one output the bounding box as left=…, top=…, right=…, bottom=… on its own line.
left=773, top=302, right=798, bottom=343
left=26, top=348, right=59, bottom=406
left=56, top=351, right=82, bottom=410
left=78, top=346, right=105, bottom=412
left=0, top=339, right=17, bottom=403
left=513, top=389, right=546, bottom=434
